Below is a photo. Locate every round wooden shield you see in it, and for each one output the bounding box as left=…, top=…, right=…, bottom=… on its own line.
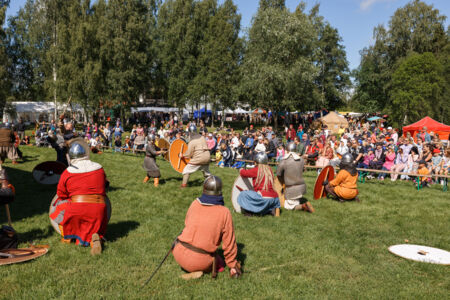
left=388, top=244, right=450, bottom=265
left=0, top=247, right=48, bottom=266
left=156, top=138, right=170, bottom=161
left=313, top=166, right=335, bottom=200
left=49, top=194, right=112, bottom=235
left=32, top=161, right=67, bottom=185
left=231, top=175, right=254, bottom=213
left=169, top=139, right=190, bottom=173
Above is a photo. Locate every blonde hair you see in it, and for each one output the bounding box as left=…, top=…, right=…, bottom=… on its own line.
left=256, top=164, right=274, bottom=191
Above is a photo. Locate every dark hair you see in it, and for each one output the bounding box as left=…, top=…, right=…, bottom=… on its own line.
left=411, top=146, right=418, bottom=155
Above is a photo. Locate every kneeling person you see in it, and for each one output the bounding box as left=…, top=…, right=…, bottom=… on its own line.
left=324, top=153, right=359, bottom=202
left=276, top=142, right=313, bottom=212
left=50, top=141, right=109, bottom=255
left=173, top=176, right=242, bottom=279
left=237, top=152, right=280, bottom=216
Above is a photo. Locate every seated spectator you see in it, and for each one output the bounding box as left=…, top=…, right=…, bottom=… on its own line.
left=276, top=144, right=285, bottom=162
left=431, top=148, right=442, bottom=181
left=134, top=132, right=145, bottom=152
left=114, top=135, right=122, bottom=152
left=316, top=141, right=333, bottom=168
left=220, top=142, right=233, bottom=167
left=438, top=149, right=450, bottom=184
left=401, top=147, right=420, bottom=180
left=391, top=147, right=408, bottom=181
left=378, top=146, right=395, bottom=180
left=415, top=160, right=430, bottom=188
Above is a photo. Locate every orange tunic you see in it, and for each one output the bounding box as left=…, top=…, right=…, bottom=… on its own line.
left=173, top=200, right=238, bottom=272
left=417, top=167, right=430, bottom=182
left=330, top=169, right=358, bottom=200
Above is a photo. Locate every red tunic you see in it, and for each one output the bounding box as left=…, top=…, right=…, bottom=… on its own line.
left=239, top=166, right=278, bottom=198
left=50, top=160, right=108, bottom=246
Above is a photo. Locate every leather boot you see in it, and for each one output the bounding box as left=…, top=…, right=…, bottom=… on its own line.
left=154, top=178, right=159, bottom=187
left=90, top=233, right=102, bottom=256
left=302, top=202, right=315, bottom=213
left=143, top=176, right=150, bottom=183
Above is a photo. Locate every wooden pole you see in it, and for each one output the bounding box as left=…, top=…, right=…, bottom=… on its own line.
left=5, top=204, right=12, bottom=227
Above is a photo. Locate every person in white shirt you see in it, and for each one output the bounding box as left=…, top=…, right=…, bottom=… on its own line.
left=254, top=137, right=266, bottom=153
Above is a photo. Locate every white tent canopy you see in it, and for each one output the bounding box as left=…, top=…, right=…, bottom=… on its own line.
left=3, top=101, right=84, bottom=123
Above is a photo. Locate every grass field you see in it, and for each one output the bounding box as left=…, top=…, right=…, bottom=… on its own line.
left=1, top=146, right=449, bottom=299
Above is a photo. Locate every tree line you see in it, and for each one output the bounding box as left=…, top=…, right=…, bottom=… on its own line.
left=0, top=0, right=350, bottom=124
left=351, top=0, right=449, bottom=126
left=0, top=0, right=448, bottom=126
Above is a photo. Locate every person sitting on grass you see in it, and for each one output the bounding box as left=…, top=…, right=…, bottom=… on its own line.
left=173, top=176, right=242, bottom=280
left=323, top=153, right=360, bottom=202
left=219, top=142, right=233, bottom=168
left=237, top=152, right=280, bottom=216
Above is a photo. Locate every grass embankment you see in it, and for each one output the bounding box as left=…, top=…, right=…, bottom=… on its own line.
left=0, top=146, right=448, bottom=299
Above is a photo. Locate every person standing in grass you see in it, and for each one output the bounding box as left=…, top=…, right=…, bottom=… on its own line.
left=179, top=124, right=211, bottom=188
left=142, top=133, right=164, bottom=187
left=276, top=142, right=314, bottom=213
left=50, top=141, right=109, bottom=255
left=173, top=176, right=242, bottom=280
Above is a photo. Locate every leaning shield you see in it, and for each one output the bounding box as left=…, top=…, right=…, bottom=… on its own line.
left=49, top=194, right=112, bottom=235
left=313, top=166, right=335, bottom=200
left=169, top=139, right=190, bottom=173
left=273, top=177, right=285, bottom=208
left=67, top=138, right=90, bottom=159
left=32, top=161, right=67, bottom=185
left=156, top=138, right=170, bottom=161
left=0, top=247, right=48, bottom=266
left=231, top=175, right=254, bottom=213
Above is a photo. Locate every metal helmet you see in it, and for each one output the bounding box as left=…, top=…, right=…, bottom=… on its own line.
left=148, top=133, right=156, bottom=142
left=341, top=153, right=353, bottom=165
left=286, top=142, right=297, bottom=153
left=188, top=124, right=197, bottom=133
left=254, top=152, right=269, bottom=165
left=203, top=176, right=222, bottom=196
left=69, top=142, right=87, bottom=159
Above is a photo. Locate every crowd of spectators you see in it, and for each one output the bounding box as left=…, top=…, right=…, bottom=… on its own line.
left=11, top=111, right=450, bottom=187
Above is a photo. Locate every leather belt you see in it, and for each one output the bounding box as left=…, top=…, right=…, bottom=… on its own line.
left=71, top=194, right=105, bottom=204
left=176, top=239, right=215, bottom=256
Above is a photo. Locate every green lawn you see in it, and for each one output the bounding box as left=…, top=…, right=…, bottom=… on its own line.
left=1, top=146, right=449, bottom=299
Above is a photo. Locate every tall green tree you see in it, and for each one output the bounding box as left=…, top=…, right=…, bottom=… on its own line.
left=0, top=5, right=11, bottom=116
left=308, top=4, right=350, bottom=110
left=240, top=3, right=317, bottom=128
left=98, top=0, right=155, bottom=122
left=390, top=52, right=445, bottom=126
left=353, top=0, right=448, bottom=117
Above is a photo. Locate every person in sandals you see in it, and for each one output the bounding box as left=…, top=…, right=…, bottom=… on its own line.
left=173, top=176, right=242, bottom=280
left=50, top=140, right=109, bottom=255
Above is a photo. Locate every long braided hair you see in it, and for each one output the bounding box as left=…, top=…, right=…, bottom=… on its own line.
left=256, top=163, right=274, bottom=191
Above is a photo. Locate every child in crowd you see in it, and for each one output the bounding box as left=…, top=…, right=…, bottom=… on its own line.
left=431, top=149, right=442, bottom=181
left=276, top=144, right=285, bottom=162
left=216, top=149, right=223, bottom=166
left=438, top=149, right=449, bottom=185
left=114, top=135, right=122, bottom=152
left=415, top=160, right=430, bottom=188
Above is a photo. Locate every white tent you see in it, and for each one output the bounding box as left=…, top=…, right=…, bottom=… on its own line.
left=3, top=102, right=85, bottom=123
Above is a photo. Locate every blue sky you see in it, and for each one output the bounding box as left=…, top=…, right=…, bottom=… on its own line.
left=5, top=0, right=450, bottom=70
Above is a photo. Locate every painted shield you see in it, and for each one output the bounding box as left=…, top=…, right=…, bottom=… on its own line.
left=0, top=247, right=48, bottom=266
left=32, top=161, right=67, bottom=185
left=156, top=138, right=170, bottom=161
left=388, top=244, right=450, bottom=265
left=313, top=166, right=335, bottom=200
left=49, top=194, right=112, bottom=235
left=231, top=175, right=254, bottom=213
left=169, top=139, right=190, bottom=173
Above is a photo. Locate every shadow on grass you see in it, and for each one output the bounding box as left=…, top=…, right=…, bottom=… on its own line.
left=106, top=220, right=140, bottom=242
left=2, top=166, right=56, bottom=224
left=19, top=225, right=55, bottom=243
left=217, top=242, right=247, bottom=267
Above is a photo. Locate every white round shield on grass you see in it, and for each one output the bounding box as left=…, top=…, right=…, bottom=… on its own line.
left=388, top=244, right=450, bottom=265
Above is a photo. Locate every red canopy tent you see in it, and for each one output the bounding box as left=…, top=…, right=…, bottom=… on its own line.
left=403, top=117, right=450, bottom=140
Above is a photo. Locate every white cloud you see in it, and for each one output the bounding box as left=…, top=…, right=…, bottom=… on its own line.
left=360, top=0, right=394, bottom=11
